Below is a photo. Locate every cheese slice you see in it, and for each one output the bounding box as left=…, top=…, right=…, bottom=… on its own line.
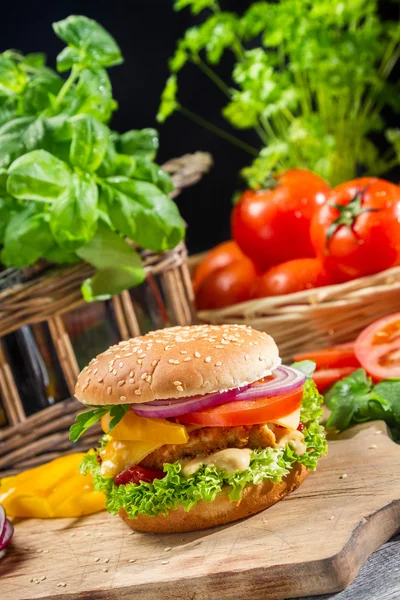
left=100, top=439, right=162, bottom=478
left=268, top=407, right=301, bottom=430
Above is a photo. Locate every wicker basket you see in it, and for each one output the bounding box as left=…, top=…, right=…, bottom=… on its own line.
left=0, top=152, right=212, bottom=477
left=190, top=254, right=400, bottom=362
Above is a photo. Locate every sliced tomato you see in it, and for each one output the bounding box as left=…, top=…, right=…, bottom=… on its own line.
left=355, top=313, right=400, bottom=381
left=294, top=342, right=359, bottom=370
left=178, top=388, right=303, bottom=427
left=312, top=367, right=357, bottom=392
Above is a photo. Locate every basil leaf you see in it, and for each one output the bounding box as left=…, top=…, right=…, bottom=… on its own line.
left=76, top=223, right=145, bottom=301
left=0, top=117, right=35, bottom=168
left=291, top=360, right=316, bottom=378
left=70, top=115, right=109, bottom=172
left=22, top=70, right=63, bottom=115
left=0, top=55, right=27, bottom=95
left=1, top=206, right=54, bottom=267
left=7, top=149, right=71, bottom=202
left=157, top=75, right=179, bottom=124
left=50, top=172, right=98, bottom=250
left=74, top=68, right=117, bottom=123
left=108, top=404, right=130, bottom=431
left=117, top=128, right=159, bottom=160
left=105, top=178, right=185, bottom=252
left=53, top=16, right=123, bottom=70
left=132, top=158, right=174, bottom=194
left=174, top=0, right=219, bottom=15
left=0, top=196, right=18, bottom=244
left=69, top=406, right=110, bottom=442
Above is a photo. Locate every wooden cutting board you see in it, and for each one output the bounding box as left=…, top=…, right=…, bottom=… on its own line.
left=1, top=420, right=400, bottom=600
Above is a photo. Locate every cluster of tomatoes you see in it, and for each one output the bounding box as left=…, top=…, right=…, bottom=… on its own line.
left=194, top=169, right=400, bottom=310
left=295, top=312, right=400, bottom=392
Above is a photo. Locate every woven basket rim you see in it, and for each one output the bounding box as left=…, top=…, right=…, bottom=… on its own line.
left=196, top=265, right=400, bottom=319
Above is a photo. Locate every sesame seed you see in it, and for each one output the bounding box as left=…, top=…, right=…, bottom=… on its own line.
left=176, top=385, right=184, bottom=392
left=125, top=353, right=133, bottom=357
left=195, top=352, right=201, bottom=358
left=215, top=361, right=222, bottom=366
left=98, top=378, right=104, bottom=383
left=141, top=373, right=147, bottom=380
left=120, top=396, right=127, bottom=401
left=168, top=359, right=175, bottom=364
left=116, top=355, right=121, bottom=359
left=173, top=381, right=182, bottom=386
left=129, top=378, right=134, bottom=384
left=42, top=550, right=49, bottom=554
left=57, top=583, right=67, bottom=588
left=164, top=547, right=172, bottom=552
left=369, top=444, right=377, bottom=449
left=135, top=390, right=142, bottom=396
left=183, top=357, right=191, bottom=362
left=127, top=531, right=135, bottom=535
left=93, top=368, right=98, bottom=375
left=130, top=371, right=134, bottom=378
left=146, top=375, right=152, bottom=383
left=87, top=369, right=92, bottom=374
left=110, top=359, right=115, bottom=366
left=103, top=569, right=109, bottom=573
left=180, top=350, right=187, bottom=354
left=119, top=361, right=124, bottom=368
left=215, top=345, right=224, bottom=349
left=112, top=369, right=117, bottom=375
left=375, top=430, right=382, bottom=435
left=161, top=560, right=169, bottom=565
left=137, top=359, right=143, bottom=365
left=104, top=558, right=110, bottom=563
left=107, top=386, right=112, bottom=395
left=118, top=380, right=125, bottom=386
left=129, top=559, right=137, bottom=563
left=204, top=356, right=211, bottom=363
left=329, top=516, right=335, bottom=520
left=95, top=557, right=100, bottom=563
left=139, top=354, right=146, bottom=359
left=165, top=346, right=173, bottom=350
left=339, top=473, right=348, bottom=479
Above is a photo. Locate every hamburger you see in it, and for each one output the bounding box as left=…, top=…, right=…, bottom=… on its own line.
left=72, top=324, right=326, bottom=533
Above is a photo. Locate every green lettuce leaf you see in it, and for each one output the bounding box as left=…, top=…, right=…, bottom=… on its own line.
left=81, top=380, right=327, bottom=518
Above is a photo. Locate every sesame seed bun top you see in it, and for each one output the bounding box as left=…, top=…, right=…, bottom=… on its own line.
left=75, top=324, right=280, bottom=406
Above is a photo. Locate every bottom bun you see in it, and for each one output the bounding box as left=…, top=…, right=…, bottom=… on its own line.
left=119, top=462, right=309, bottom=534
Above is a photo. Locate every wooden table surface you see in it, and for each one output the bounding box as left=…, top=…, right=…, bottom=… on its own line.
left=297, top=534, right=400, bottom=600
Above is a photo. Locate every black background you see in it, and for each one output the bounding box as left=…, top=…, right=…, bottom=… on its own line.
left=2, top=1, right=398, bottom=254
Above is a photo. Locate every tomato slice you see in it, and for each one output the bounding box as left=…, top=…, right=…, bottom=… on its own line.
left=294, top=343, right=359, bottom=370
left=355, top=313, right=400, bottom=381
left=178, top=388, right=303, bottom=427
left=312, top=367, right=357, bottom=392
left=114, top=465, right=164, bottom=487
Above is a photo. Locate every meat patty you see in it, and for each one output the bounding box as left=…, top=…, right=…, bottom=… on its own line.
left=140, top=424, right=276, bottom=470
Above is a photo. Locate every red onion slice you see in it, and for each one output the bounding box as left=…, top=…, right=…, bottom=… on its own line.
left=234, top=366, right=306, bottom=401
left=132, top=385, right=251, bottom=419
left=0, top=519, right=14, bottom=551
left=131, top=366, right=305, bottom=420
left=0, top=505, right=5, bottom=544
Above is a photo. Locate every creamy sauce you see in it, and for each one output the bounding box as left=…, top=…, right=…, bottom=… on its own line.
left=182, top=448, right=253, bottom=478
left=275, top=429, right=306, bottom=456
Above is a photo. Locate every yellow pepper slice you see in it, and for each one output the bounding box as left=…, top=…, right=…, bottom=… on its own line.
left=101, top=410, right=188, bottom=444
left=0, top=452, right=106, bottom=518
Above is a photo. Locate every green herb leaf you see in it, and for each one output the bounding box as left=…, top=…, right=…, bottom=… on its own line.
left=53, top=16, right=123, bottom=70
left=69, top=115, right=109, bottom=172
left=50, top=172, right=98, bottom=250
left=157, top=75, right=179, bottom=123
left=74, top=67, right=117, bottom=123
left=108, top=404, right=130, bottom=431
left=0, top=55, right=27, bottom=95
left=174, top=0, right=219, bottom=15
left=104, top=178, right=184, bottom=251
left=117, top=128, right=159, bottom=160
left=69, top=405, right=110, bottom=442
left=325, top=369, right=397, bottom=432
left=7, top=149, right=71, bottom=202
left=76, top=223, right=145, bottom=301
left=1, top=206, right=55, bottom=267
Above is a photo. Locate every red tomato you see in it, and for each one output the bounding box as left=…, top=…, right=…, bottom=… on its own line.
left=294, top=342, right=359, bottom=370
left=253, top=258, right=333, bottom=297
left=193, top=241, right=245, bottom=294
left=232, top=169, right=330, bottom=272
left=114, top=465, right=164, bottom=486
left=178, top=388, right=303, bottom=427
left=312, top=367, right=358, bottom=392
left=355, top=313, right=400, bottom=380
left=311, top=177, right=400, bottom=283
left=195, top=258, right=257, bottom=310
